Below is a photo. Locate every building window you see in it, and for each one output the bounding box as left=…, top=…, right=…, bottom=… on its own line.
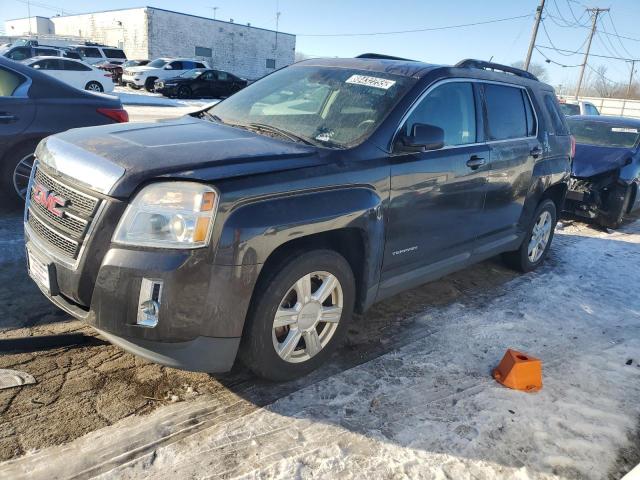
left=266, top=58, right=276, bottom=69
left=195, top=46, right=212, bottom=57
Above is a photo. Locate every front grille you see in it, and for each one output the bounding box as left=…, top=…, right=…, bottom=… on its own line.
left=27, top=165, right=101, bottom=262
left=34, top=167, right=98, bottom=217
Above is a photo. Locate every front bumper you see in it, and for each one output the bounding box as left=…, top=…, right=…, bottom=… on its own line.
left=122, top=74, right=144, bottom=87
left=25, top=235, right=262, bottom=373
left=154, top=83, right=179, bottom=96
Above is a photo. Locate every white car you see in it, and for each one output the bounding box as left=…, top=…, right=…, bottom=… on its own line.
left=69, top=44, right=128, bottom=65
left=122, top=58, right=209, bottom=92
left=24, top=56, right=114, bottom=93
left=558, top=99, right=600, bottom=116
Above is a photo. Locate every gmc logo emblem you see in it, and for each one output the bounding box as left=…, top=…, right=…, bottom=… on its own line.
left=33, top=183, right=68, bottom=218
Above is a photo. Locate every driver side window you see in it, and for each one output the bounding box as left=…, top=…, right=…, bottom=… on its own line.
left=404, top=82, right=477, bottom=146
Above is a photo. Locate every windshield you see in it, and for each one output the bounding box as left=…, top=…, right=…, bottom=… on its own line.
left=568, top=119, right=640, bottom=148
left=147, top=59, right=168, bottom=68
left=559, top=103, right=580, bottom=116
left=179, top=69, right=204, bottom=79
left=204, top=65, right=416, bottom=148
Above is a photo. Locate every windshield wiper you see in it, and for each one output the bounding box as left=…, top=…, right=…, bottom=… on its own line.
left=200, top=111, right=225, bottom=124
left=247, top=123, right=315, bottom=146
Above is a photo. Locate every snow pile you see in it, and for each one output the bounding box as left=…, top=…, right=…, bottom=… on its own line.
left=107, top=222, right=640, bottom=479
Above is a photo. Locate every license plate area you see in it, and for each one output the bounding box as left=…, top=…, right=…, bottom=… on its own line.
left=27, top=247, right=54, bottom=294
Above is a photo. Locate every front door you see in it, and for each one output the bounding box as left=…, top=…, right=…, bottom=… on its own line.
left=381, top=81, right=488, bottom=294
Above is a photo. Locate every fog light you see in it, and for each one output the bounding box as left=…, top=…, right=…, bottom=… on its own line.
left=137, top=278, right=163, bottom=327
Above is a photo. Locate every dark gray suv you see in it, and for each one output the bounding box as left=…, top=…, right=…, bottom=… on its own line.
left=23, top=55, right=572, bottom=380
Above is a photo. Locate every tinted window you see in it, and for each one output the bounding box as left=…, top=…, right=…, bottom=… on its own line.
left=168, top=61, right=184, bottom=70
left=585, top=103, right=600, bottom=115
left=201, top=71, right=215, bottom=81
left=63, top=51, right=82, bottom=60
left=566, top=119, right=640, bottom=148
left=405, top=81, right=477, bottom=146
left=62, top=60, right=91, bottom=71
left=195, top=46, right=212, bottom=57
left=78, top=47, right=102, bottom=58
left=559, top=103, right=580, bottom=116
left=484, top=84, right=528, bottom=140
left=32, top=59, right=62, bottom=70
left=7, top=47, right=30, bottom=61
left=103, top=48, right=126, bottom=59
left=195, top=62, right=206, bottom=69
left=218, top=71, right=229, bottom=81
left=544, top=95, right=570, bottom=135
left=181, top=61, right=195, bottom=70
left=523, top=90, right=537, bottom=136
left=148, top=59, right=168, bottom=68
left=0, top=68, right=26, bottom=96
left=35, top=48, right=59, bottom=56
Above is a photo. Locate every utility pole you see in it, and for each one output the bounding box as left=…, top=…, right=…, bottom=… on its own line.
left=627, top=60, right=636, bottom=99
left=524, top=0, right=545, bottom=71
left=575, top=7, right=609, bottom=99
left=212, top=6, right=218, bottom=20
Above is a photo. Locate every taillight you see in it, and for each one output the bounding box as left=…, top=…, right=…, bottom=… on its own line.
left=97, top=107, right=129, bottom=123
left=570, top=135, right=576, bottom=159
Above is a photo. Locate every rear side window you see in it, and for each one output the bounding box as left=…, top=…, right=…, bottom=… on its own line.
left=6, top=47, right=30, bottom=61
left=169, top=61, right=184, bottom=70
left=0, top=68, right=26, bottom=97
left=32, top=59, right=62, bottom=70
left=103, top=49, right=126, bottom=59
left=62, top=60, right=91, bottom=71
left=544, top=94, right=570, bottom=135
left=35, top=48, right=59, bottom=56
left=404, top=81, right=477, bottom=146
left=559, top=103, right=580, bottom=116
left=195, top=62, right=207, bottom=69
left=78, top=47, right=102, bottom=58
left=483, top=84, right=529, bottom=140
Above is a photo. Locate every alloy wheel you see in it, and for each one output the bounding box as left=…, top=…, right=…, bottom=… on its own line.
left=272, top=271, right=343, bottom=363
left=12, top=152, right=35, bottom=200
left=527, top=210, right=552, bottom=263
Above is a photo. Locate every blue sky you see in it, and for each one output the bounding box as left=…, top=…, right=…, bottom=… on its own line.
left=3, top=0, right=640, bottom=89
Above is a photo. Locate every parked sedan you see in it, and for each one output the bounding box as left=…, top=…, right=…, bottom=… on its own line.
left=24, top=56, right=115, bottom=93
left=565, top=115, right=640, bottom=228
left=155, top=69, right=247, bottom=99
left=0, top=57, right=128, bottom=203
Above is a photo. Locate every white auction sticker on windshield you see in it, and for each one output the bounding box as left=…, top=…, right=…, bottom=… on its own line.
left=612, top=127, right=638, bottom=133
left=346, top=74, right=396, bottom=90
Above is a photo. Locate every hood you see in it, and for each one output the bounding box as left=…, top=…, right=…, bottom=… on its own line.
left=572, top=144, right=633, bottom=178
left=126, top=65, right=155, bottom=73
left=36, top=116, right=321, bottom=198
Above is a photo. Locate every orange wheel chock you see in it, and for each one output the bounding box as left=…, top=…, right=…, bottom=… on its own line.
left=492, top=349, right=542, bottom=392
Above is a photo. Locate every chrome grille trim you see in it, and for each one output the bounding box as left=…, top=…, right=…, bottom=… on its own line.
left=28, top=211, right=79, bottom=258
left=34, top=167, right=98, bottom=217
left=25, top=162, right=106, bottom=270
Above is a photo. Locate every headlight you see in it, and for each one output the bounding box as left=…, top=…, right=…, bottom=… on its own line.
left=113, top=182, right=219, bottom=249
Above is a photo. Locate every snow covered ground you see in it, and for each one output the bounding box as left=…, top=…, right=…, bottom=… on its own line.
left=112, top=86, right=217, bottom=108
left=2, top=220, right=638, bottom=479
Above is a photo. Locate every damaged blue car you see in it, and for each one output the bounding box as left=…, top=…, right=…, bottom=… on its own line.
left=565, top=116, right=640, bottom=228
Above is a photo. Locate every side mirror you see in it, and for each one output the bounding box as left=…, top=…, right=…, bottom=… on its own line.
left=32, top=64, right=41, bottom=69
left=165, top=65, right=173, bottom=70
left=400, top=123, right=445, bottom=152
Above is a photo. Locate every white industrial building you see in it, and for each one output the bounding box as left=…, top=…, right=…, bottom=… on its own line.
left=4, top=7, right=296, bottom=80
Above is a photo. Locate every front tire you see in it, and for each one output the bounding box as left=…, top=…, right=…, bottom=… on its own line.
left=85, top=81, right=104, bottom=92
left=503, top=199, right=557, bottom=272
left=177, top=86, right=192, bottom=99
left=240, top=250, right=355, bottom=381
left=144, top=77, right=158, bottom=92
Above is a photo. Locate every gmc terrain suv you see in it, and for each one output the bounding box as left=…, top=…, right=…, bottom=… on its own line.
left=24, top=55, right=571, bottom=380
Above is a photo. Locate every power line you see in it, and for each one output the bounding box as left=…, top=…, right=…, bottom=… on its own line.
left=295, top=13, right=533, bottom=37
left=606, top=11, right=635, bottom=58
left=540, top=17, right=588, bottom=56
left=11, top=0, right=75, bottom=15
left=535, top=46, right=582, bottom=67
left=536, top=44, right=638, bottom=62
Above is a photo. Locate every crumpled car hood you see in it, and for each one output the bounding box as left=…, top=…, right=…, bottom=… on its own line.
left=572, top=144, right=633, bottom=178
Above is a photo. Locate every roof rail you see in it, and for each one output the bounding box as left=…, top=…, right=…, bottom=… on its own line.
left=455, top=59, right=538, bottom=81
left=356, top=53, right=416, bottom=62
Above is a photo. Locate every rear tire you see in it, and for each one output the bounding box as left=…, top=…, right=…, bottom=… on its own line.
left=503, top=199, right=557, bottom=273
left=240, top=250, right=355, bottom=381
left=85, top=81, right=103, bottom=92
left=1, top=143, right=37, bottom=205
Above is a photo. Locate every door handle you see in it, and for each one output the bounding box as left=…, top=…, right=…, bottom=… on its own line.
left=530, top=146, right=543, bottom=159
left=466, top=155, right=486, bottom=169
left=0, top=113, right=17, bottom=123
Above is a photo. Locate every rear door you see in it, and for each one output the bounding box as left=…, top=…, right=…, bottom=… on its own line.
left=475, top=82, right=540, bottom=252
left=0, top=66, right=35, bottom=159
left=60, top=59, right=94, bottom=90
